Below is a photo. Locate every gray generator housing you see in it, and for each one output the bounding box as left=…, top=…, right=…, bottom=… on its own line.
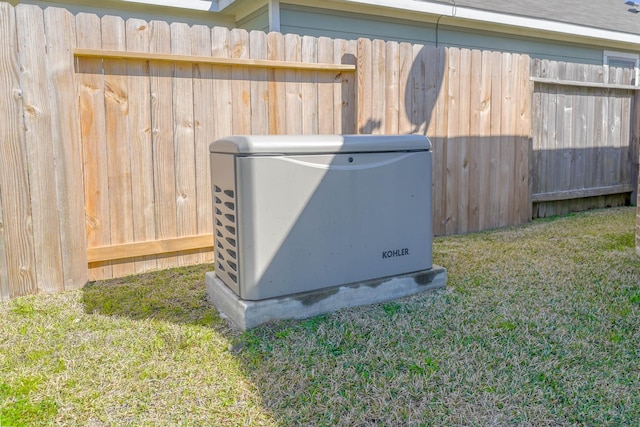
left=209, top=135, right=433, bottom=301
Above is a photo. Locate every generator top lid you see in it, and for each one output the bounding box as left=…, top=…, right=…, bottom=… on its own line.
left=209, top=134, right=431, bottom=155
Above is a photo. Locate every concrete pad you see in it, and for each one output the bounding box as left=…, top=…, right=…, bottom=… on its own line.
left=205, top=266, right=447, bottom=330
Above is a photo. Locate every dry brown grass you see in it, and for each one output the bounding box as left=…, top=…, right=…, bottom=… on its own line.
left=1, top=207, right=639, bottom=426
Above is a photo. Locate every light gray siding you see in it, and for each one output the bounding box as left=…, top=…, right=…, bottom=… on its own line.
left=236, top=5, right=269, bottom=32
left=281, top=5, right=435, bottom=44
left=280, top=5, right=605, bottom=64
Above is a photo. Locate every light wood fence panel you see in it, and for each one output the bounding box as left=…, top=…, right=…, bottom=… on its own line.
left=1, top=3, right=87, bottom=299
left=76, top=23, right=360, bottom=280
left=356, top=42, right=531, bottom=236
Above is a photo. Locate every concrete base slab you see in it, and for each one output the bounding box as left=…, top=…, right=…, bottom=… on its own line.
left=205, top=266, right=447, bottom=330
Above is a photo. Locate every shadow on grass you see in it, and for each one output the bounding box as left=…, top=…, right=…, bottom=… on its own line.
left=76, top=208, right=640, bottom=425
left=81, top=263, right=230, bottom=329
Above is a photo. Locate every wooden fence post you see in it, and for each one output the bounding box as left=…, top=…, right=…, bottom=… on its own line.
left=634, top=90, right=640, bottom=257
left=632, top=90, right=640, bottom=204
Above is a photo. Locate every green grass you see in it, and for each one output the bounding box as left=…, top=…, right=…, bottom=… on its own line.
left=1, top=207, right=639, bottom=426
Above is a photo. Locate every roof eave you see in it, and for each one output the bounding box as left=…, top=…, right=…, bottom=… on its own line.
left=337, top=0, right=640, bottom=49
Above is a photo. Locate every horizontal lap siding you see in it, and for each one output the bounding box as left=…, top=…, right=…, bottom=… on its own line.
left=279, top=4, right=603, bottom=64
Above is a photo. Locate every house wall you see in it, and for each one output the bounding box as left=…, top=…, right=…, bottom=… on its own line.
left=279, top=4, right=607, bottom=65
left=236, top=5, right=268, bottom=32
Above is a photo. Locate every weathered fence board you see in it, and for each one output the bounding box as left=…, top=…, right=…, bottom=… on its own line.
left=171, top=22, right=199, bottom=267
left=44, top=7, right=88, bottom=290
left=193, top=24, right=215, bottom=267
left=0, top=2, right=36, bottom=299
left=16, top=5, right=64, bottom=294
left=126, top=18, right=157, bottom=273
left=149, top=21, right=178, bottom=273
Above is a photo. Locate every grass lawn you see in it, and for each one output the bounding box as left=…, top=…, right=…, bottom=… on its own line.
left=1, top=207, right=639, bottom=426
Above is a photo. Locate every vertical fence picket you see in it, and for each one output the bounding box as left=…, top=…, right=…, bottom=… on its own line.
left=478, top=50, right=493, bottom=230
left=456, top=48, right=471, bottom=234
left=500, top=53, right=517, bottom=226
left=0, top=183, right=7, bottom=300
left=383, top=41, right=399, bottom=135
left=44, top=6, right=88, bottom=289
left=231, top=28, right=251, bottom=135
left=0, top=3, right=36, bottom=298
left=370, top=39, right=385, bottom=135
left=411, top=44, right=426, bottom=136
left=149, top=20, right=178, bottom=270
left=171, top=22, right=199, bottom=266
left=250, top=30, right=269, bottom=134
left=333, top=38, right=356, bottom=134
left=317, top=37, right=335, bottom=134
left=488, top=51, right=503, bottom=228
left=126, top=18, right=157, bottom=273
left=102, top=15, right=135, bottom=277
left=192, top=24, right=215, bottom=264
left=398, top=42, right=414, bottom=135
left=284, top=33, right=302, bottom=134
left=211, top=26, right=233, bottom=142
left=468, top=49, right=483, bottom=232
left=267, top=31, right=286, bottom=134
left=301, top=35, right=319, bottom=135
left=77, top=12, right=112, bottom=280
left=357, top=38, right=372, bottom=134
left=16, top=4, right=64, bottom=293
left=516, top=55, right=531, bottom=224
left=432, top=47, right=449, bottom=236
left=445, top=47, right=460, bottom=235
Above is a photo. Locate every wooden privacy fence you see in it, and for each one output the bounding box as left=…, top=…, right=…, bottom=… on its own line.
left=13, top=1, right=640, bottom=300
left=531, top=59, right=640, bottom=217
left=73, top=21, right=530, bottom=281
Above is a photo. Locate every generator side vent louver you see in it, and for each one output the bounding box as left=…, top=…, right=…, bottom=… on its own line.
left=213, top=185, right=239, bottom=290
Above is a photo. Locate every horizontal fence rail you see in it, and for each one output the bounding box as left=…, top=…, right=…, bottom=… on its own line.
left=74, top=48, right=358, bottom=71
